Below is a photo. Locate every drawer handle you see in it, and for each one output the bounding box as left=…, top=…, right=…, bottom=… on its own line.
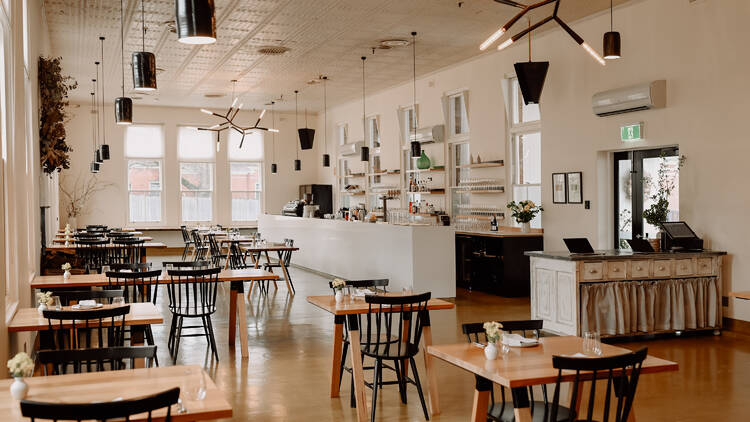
left=702, top=263, right=709, bottom=267
left=612, top=267, right=620, bottom=272
left=635, top=266, right=643, bottom=271
left=658, top=266, right=665, bottom=271
left=589, top=269, right=598, bottom=274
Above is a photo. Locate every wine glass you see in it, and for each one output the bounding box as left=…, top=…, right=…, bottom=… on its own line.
left=182, top=368, right=207, bottom=402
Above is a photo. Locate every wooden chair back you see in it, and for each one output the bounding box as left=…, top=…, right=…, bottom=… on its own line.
left=20, top=387, right=179, bottom=422
left=109, top=262, right=153, bottom=272
left=42, top=306, right=130, bottom=350
left=50, top=289, right=124, bottom=306
left=361, top=292, right=431, bottom=358
left=165, top=267, right=221, bottom=318
left=461, top=319, right=543, bottom=343
left=106, top=269, right=163, bottom=304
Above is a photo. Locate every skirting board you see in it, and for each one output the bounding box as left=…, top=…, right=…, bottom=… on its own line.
left=723, top=317, right=750, bottom=336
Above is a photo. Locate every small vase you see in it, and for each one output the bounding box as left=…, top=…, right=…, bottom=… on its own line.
left=484, top=342, right=498, bottom=360
left=416, top=151, right=431, bottom=170
left=648, top=236, right=661, bottom=252
left=63, top=270, right=71, bottom=280
left=37, top=304, right=46, bottom=315
left=335, top=290, right=344, bottom=303
left=520, top=222, right=531, bottom=233
left=10, top=377, right=28, bottom=400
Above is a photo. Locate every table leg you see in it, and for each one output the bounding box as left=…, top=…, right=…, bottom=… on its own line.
left=512, top=387, right=532, bottom=422
left=131, top=325, right=146, bottom=368
left=401, top=318, right=411, bottom=378
left=472, top=376, right=492, bottom=422
left=229, top=285, right=237, bottom=346
left=140, top=247, right=147, bottom=264
left=235, top=282, right=249, bottom=359
left=278, top=252, right=295, bottom=296
left=346, top=315, right=368, bottom=422
left=330, top=315, right=345, bottom=398
left=224, top=244, right=231, bottom=269
left=421, top=313, right=440, bottom=415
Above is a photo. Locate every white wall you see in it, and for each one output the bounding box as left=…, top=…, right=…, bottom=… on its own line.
left=61, top=104, right=323, bottom=228
left=317, top=0, right=750, bottom=321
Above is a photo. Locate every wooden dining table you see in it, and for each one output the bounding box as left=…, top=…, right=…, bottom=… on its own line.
left=30, top=268, right=279, bottom=359
left=46, top=242, right=168, bottom=263
left=307, top=294, right=455, bottom=422
left=56, top=231, right=144, bottom=236
left=238, top=242, right=299, bottom=295
left=0, top=365, right=232, bottom=421
left=427, top=336, right=679, bottom=422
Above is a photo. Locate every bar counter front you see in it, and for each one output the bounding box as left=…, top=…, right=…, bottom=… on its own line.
left=526, top=249, right=726, bottom=337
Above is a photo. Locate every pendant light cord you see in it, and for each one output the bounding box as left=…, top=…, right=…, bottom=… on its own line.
left=141, top=0, right=145, bottom=51
left=323, top=77, right=327, bottom=153
left=100, top=37, right=106, bottom=146
left=93, top=67, right=98, bottom=151
left=610, top=0, right=614, bottom=31
left=361, top=56, right=366, bottom=146
left=91, top=90, right=96, bottom=152
left=294, top=90, right=299, bottom=159
left=412, top=32, right=417, bottom=143
left=271, top=101, right=276, bottom=162
left=120, top=0, right=125, bottom=96
left=528, top=17, right=531, bottom=61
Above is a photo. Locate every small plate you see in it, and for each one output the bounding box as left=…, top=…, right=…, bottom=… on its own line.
left=72, top=303, right=104, bottom=310
left=502, top=340, right=540, bottom=348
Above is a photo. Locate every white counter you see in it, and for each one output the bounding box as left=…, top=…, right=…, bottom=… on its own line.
left=258, top=214, right=456, bottom=298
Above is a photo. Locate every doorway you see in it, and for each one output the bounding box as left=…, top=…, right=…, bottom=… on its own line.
left=613, top=147, right=680, bottom=249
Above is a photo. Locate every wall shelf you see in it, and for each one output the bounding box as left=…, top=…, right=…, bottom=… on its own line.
left=455, top=214, right=505, bottom=220
left=453, top=189, right=505, bottom=194
left=406, top=189, right=445, bottom=195
left=345, top=174, right=365, bottom=178
left=341, top=191, right=366, bottom=196
left=365, top=170, right=401, bottom=176
left=457, top=161, right=504, bottom=169
left=405, top=168, right=445, bottom=174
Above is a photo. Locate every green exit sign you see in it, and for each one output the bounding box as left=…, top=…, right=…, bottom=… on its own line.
left=620, top=123, right=644, bottom=142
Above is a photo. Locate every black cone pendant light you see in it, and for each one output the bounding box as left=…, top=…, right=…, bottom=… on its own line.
left=603, top=0, right=621, bottom=60
left=133, top=0, right=157, bottom=91
left=175, top=0, right=216, bottom=45
left=115, top=0, right=133, bottom=125
left=98, top=37, right=110, bottom=160
left=94, top=63, right=103, bottom=164
left=271, top=101, right=278, bottom=174
left=409, top=32, right=420, bottom=158
left=90, top=88, right=100, bottom=173
left=298, top=91, right=315, bottom=150
left=294, top=91, right=301, bottom=171
left=514, top=20, right=548, bottom=105
left=322, top=76, right=330, bottom=167
left=360, top=56, right=369, bottom=162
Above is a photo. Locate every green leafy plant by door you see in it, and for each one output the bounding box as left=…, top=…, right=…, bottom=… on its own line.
left=39, top=56, right=77, bottom=174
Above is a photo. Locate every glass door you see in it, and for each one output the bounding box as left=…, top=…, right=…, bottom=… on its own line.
left=614, top=147, right=679, bottom=248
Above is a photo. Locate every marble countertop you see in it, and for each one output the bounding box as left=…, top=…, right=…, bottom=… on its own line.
left=525, top=249, right=727, bottom=261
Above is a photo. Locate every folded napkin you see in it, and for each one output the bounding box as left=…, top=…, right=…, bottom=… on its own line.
left=501, top=333, right=539, bottom=347
left=79, top=300, right=97, bottom=307
left=350, top=288, right=376, bottom=298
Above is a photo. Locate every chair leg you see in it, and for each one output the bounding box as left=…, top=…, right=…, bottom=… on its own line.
left=173, top=316, right=184, bottom=364
left=339, top=341, right=349, bottom=391
left=350, top=373, right=356, bottom=408
left=395, top=359, right=407, bottom=404
left=206, top=315, right=219, bottom=361
left=168, top=315, right=177, bottom=355
left=145, top=326, right=159, bottom=367
left=409, top=357, right=430, bottom=420
left=371, top=359, right=382, bottom=422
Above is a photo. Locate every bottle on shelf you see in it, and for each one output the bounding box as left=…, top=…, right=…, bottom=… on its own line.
left=490, top=214, right=498, bottom=232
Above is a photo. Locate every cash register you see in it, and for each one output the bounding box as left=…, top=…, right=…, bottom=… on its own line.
left=281, top=200, right=304, bottom=217
left=660, top=221, right=704, bottom=251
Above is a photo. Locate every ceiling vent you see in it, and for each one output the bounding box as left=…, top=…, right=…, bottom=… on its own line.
left=257, top=46, right=290, bottom=55
left=379, top=39, right=410, bottom=48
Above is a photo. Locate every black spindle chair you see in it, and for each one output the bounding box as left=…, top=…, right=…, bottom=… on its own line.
left=191, top=230, right=209, bottom=261
left=228, top=241, right=248, bottom=269
left=37, top=345, right=158, bottom=375
left=50, top=289, right=124, bottom=307
left=75, top=238, right=108, bottom=274
left=462, top=320, right=573, bottom=422
left=262, top=239, right=296, bottom=294
left=207, top=234, right=227, bottom=267
left=180, top=225, right=195, bottom=260
left=109, top=262, right=153, bottom=272
left=20, top=387, right=179, bottom=422
left=162, top=260, right=211, bottom=351
left=328, top=279, right=390, bottom=408
left=165, top=267, right=221, bottom=363
left=110, top=238, right=146, bottom=265
left=42, top=306, right=130, bottom=351
left=546, top=348, right=649, bottom=422
left=361, top=292, right=431, bottom=422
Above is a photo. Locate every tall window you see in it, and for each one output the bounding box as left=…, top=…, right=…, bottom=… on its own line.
left=125, top=125, right=164, bottom=223
left=447, top=92, right=469, bottom=137
left=337, top=123, right=348, bottom=145
left=400, top=106, right=417, bottom=145
left=508, top=78, right=542, bottom=228
left=178, top=126, right=214, bottom=222
left=367, top=116, right=380, bottom=150
left=228, top=130, right=263, bottom=221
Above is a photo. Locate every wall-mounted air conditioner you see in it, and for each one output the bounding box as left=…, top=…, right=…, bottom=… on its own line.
left=592, top=80, right=666, bottom=117
left=338, top=140, right=365, bottom=156
left=410, top=124, right=444, bottom=144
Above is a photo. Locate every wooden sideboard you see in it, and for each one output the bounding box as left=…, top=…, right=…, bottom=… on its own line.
left=526, top=250, right=726, bottom=337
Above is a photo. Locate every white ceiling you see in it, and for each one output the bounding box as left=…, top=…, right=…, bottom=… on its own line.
left=44, top=0, right=629, bottom=112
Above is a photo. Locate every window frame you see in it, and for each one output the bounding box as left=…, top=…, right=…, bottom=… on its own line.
left=124, top=124, right=165, bottom=225
left=444, top=90, right=470, bottom=141
left=229, top=161, right=264, bottom=223
left=177, top=125, right=216, bottom=224
left=507, top=77, right=542, bottom=228
left=366, top=114, right=381, bottom=151
left=337, top=123, right=348, bottom=146
left=398, top=105, right=418, bottom=146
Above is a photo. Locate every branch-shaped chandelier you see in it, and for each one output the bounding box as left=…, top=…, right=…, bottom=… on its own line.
left=199, top=80, right=279, bottom=150
left=480, top=0, right=605, bottom=66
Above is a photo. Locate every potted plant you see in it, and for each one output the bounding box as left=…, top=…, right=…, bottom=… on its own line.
left=36, top=291, right=53, bottom=314
left=39, top=56, right=77, bottom=175
left=506, top=200, right=543, bottom=233
left=331, top=278, right=347, bottom=303
left=7, top=352, right=34, bottom=399
left=61, top=263, right=72, bottom=280
left=482, top=321, right=503, bottom=360
left=60, top=173, right=112, bottom=228
left=642, top=155, right=685, bottom=251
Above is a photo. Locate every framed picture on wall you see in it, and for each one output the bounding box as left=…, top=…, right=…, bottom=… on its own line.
left=552, top=173, right=567, bottom=204
left=566, top=172, right=583, bottom=203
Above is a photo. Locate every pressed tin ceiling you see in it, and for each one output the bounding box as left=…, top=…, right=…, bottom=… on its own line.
left=44, top=0, right=631, bottom=112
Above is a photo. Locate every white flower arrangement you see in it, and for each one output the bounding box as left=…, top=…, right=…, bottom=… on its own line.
left=483, top=321, right=504, bottom=343
left=331, top=278, right=347, bottom=291
left=61, top=263, right=71, bottom=271
left=37, top=291, right=54, bottom=306
left=7, top=352, right=34, bottom=378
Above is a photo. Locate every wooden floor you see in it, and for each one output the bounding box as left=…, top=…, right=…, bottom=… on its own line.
left=148, top=257, right=750, bottom=421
